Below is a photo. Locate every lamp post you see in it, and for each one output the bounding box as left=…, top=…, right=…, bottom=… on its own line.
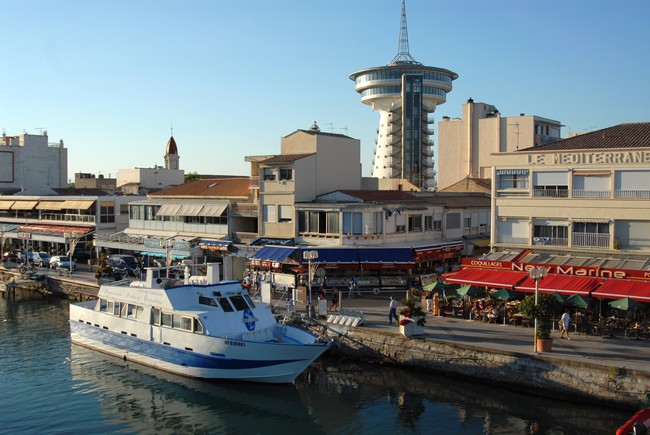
left=0, top=225, right=6, bottom=261
left=303, top=250, right=319, bottom=318
left=529, top=266, right=548, bottom=353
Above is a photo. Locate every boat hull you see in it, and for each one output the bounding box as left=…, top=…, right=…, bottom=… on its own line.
left=70, top=320, right=330, bottom=384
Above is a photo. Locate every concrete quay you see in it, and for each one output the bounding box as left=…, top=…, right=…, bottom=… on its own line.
left=295, top=294, right=650, bottom=410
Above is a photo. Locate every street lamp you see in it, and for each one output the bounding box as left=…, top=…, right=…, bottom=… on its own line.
left=0, top=225, right=6, bottom=261
left=302, top=250, right=319, bottom=318
left=529, top=266, right=548, bottom=353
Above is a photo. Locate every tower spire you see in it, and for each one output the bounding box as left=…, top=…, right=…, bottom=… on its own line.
left=389, top=0, right=421, bottom=65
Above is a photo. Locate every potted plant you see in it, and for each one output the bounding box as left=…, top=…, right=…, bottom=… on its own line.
left=519, top=293, right=562, bottom=352
left=399, top=292, right=426, bottom=337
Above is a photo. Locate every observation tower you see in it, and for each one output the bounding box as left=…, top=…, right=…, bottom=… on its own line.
left=350, top=0, right=457, bottom=189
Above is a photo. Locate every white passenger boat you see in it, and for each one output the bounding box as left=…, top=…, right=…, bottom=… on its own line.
left=69, top=263, right=330, bottom=383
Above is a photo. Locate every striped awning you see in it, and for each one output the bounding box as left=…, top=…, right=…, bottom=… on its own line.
left=0, top=200, right=15, bottom=210
left=198, top=204, right=227, bottom=217
left=156, top=204, right=182, bottom=216
left=37, top=201, right=66, bottom=210
left=177, top=204, right=204, bottom=216
left=11, top=201, right=38, bottom=210
left=63, top=200, right=95, bottom=209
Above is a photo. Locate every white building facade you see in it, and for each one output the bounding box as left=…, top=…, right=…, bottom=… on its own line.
left=0, top=131, right=68, bottom=194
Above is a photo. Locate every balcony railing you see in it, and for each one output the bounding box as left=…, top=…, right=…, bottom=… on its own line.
left=532, top=237, right=568, bottom=247
left=495, top=236, right=529, bottom=245
left=571, top=189, right=611, bottom=198
left=533, top=188, right=569, bottom=198
left=573, top=232, right=610, bottom=249
left=615, top=190, right=650, bottom=199
left=616, top=237, right=650, bottom=251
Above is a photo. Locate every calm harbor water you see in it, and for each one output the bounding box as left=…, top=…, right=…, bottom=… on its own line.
left=0, top=297, right=630, bottom=434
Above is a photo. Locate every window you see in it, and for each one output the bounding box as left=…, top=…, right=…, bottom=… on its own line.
left=151, top=307, right=161, bottom=325
left=278, top=205, right=292, bottom=223
left=262, top=168, right=276, bottom=181
left=425, top=215, right=433, bottom=231
left=279, top=168, right=292, bottom=181
left=373, top=212, right=383, bottom=234
left=533, top=171, right=569, bottom=197
left=408, top=215, right=422, bottom=231
left=446, top=213, right=461, bottom=230
left=199, top=295, right=217, bottom=306
left=129, top=205, right=142, bottom=220
left=343, top=212, right=363, bottom=235
left=161, top=312, right=172, bottom=327
left=100, top=204, right=115, bottom=223
left=496, top=170, right=529, bottom=189
left=533, top=223, right=568, bottom=246
left=194, top=319, right=204, bottom=334
left=180, top=316, right=193, bottom=331
left=230, top=295, right=250, bottom=311
left=263, top=205, right=277, bottom=223
left=217, top=297, right=234, bottom=312
left=464, top=217, right=471, bottom=228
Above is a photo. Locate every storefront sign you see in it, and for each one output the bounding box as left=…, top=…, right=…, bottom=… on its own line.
left=463, top=257, right=647, bottom=280
left=527, top=150, right=650, bottom=166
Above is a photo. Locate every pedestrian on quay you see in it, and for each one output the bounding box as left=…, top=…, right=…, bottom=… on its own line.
left=560, top=308, right=572, bottom=340
left=348, top=278, right=355, bottom=299
left=330, top=288, right=339, bottom=311
left=388, top=295, right=399, bottom=325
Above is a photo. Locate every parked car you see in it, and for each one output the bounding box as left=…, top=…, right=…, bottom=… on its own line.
left=107, top=254, right=139, bottom=276
left=28, top=251, right=51, bottom=267
left=49, top=256, right=77, bottom=271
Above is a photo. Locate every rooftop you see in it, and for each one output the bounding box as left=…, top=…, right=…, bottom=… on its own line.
left=149, top=178, right=251, bottom=198
left=519, top=123, right=650, bottom=152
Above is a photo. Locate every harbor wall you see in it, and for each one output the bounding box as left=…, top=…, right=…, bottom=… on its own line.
left=6, top=270, right=645, bottom=410
left=313, top=323, right=650, bottom=410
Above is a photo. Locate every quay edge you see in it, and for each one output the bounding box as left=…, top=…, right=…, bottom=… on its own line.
left=305, top=321, right=650, bottom=411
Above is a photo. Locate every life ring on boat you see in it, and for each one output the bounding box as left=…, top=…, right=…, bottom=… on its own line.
left=373, top=288, right=380, bottom=295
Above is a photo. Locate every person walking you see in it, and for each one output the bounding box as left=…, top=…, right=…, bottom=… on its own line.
left=330, top=288, right=339, bottom=312
left=388, top=296, right=399, bottom=325
left=560, top=309, right=572, bottom=340
left=348, top=278, right=355, bottom=299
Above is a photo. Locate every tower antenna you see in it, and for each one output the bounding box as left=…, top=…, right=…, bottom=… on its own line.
left=389, top=0, right=421, bottom=65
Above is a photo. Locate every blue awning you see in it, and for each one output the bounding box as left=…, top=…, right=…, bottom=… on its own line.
left=358, top=247, right=414, bottom=264
left=249, top=245, right=297, bottom=262
left=311, top=248, right=359, bottom=265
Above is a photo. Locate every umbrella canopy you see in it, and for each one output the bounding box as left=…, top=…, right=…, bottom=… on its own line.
left=565, top=294, right=593, bottom=309
left=456, top=285, right=485, bottom=298
left=490, top=288, right=518, bottom=301
left=608, top=297, right=646, bottom=311
left=550, top=292, right=566, bottom=303
left=423, top=281, right=445, bottom=292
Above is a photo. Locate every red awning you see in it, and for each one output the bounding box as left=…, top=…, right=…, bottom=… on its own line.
left=591, top=280, right=650, bottom=302
left=443, top=268, right=527, bottom=290
left=515, top=275, right=601, bottom=296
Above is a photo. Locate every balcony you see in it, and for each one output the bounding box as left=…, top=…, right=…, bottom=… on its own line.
left=495, top=236, right=529, bottom=245
left=533, top=188, right=568, bottom=198
left=573, top=233, right=610, bottom=249
left=615, top=190, right=650, bottom=199
left=534, top=133, right=560, bottom=146
left=532, top=237, right=568, bottom=247
left=572, top=189, right=611, bottom=198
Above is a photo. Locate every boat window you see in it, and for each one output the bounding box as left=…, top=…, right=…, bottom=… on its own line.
left=244, top=294, right=256, bottom=309
left=151, top=307, right=161, bottom=325
left=216, top=297, right=234, bottom=312
left=230, top=295, right=250, bottom=311
left=96, top=299, right=107, bottom=311
left=161, top=312, right=172, bottom=327
left=112, top=302, right=120, bottom=316
left=107, top=301, right=115, bottom=315
left=172, top=314, right=181, bottom=329
left=180, top=316, right=192, bottom=331
left=194, top=319, right=204, bottom=334
left=121, top=303, right=133, bottom=318
left=135, top=306, right=144, bottom=319
left=199, top=295, right=217, bottom=306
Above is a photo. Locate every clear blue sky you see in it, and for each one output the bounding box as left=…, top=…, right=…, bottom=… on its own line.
left=2, top=0, right=649, bottom=182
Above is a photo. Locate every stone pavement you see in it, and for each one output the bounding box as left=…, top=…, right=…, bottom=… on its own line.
left=278, top=293, right=650, bottom=374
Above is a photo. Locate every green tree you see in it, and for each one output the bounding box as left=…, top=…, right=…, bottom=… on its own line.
left=519, top=293, right=562, bottom=339
left=184, top=172, right=200, bottom=183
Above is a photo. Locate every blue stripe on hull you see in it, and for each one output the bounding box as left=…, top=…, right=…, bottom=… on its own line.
left=69, top=321, right=324, bottom=372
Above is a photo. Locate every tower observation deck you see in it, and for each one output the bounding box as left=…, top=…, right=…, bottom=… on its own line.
left=349, top=0, right=457, bottom=189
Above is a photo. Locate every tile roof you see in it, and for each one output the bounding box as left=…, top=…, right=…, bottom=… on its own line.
left=259, top=153, right=315, bottom=164
left=519, top=122, right=650, bottom=152
left=149, top=178, right=251, bottom=198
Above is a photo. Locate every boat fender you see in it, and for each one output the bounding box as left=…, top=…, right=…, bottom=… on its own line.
left=373, top=288, right=380, bottom=295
